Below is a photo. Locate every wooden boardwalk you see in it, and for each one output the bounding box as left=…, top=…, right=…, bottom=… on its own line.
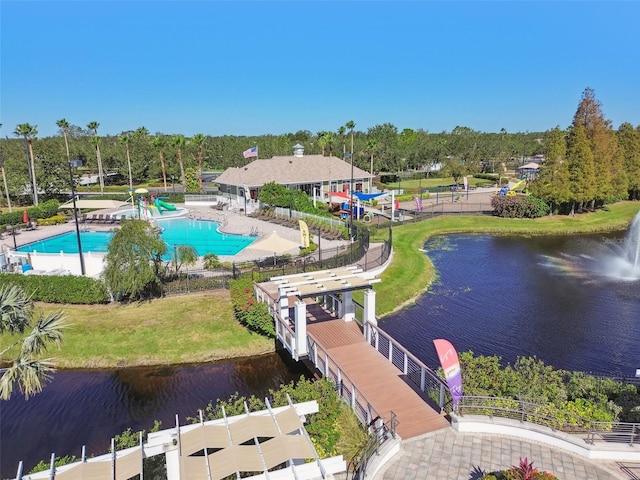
left=306, top=314, right=450, bottom=440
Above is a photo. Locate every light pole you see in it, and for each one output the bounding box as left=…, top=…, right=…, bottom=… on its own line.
left=68, top=159, right=86, bottom=276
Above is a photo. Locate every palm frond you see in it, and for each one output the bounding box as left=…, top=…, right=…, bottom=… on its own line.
left=21, top=311, right=67, bottom=356
left=0, top=357, right=55, bottom=400
left=0, top=284, right=33, bottom=334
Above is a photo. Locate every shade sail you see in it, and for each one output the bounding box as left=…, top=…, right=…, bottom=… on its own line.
left=246, top=231, right=300, bottom=254
left=59, top=199, right=130, bottom=210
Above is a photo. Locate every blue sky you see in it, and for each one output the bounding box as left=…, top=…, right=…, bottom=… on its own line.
left=1, top=1, right=639, bottom=138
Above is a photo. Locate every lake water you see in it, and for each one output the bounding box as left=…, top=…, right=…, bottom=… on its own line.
left=381, top=232, right=640, bottom=376
left=0, top=352, right=311, bottom=478
left=4, top=231, right=640, bottom=477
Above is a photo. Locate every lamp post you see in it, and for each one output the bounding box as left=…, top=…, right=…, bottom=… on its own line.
left=68, top=159, right=86, bottom=276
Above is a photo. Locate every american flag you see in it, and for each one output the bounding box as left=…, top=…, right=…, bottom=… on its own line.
left=243, top=146, right=258, bottom=159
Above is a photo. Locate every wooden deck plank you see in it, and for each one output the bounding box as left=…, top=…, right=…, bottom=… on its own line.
left=307, top=320, right=450, bottom=439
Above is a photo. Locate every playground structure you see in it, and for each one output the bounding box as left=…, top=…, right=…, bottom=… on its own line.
left=496, top=178, right=527, bottom=197
left=339, top=201, right=365, bottom=220
left=114, top=193, right=186, bottom=220
left=138, top=194, right=181, bottom=217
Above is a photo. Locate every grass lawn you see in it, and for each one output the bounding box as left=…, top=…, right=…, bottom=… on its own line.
left=373, top=201, right=640, bottom=316
left=3, top=201, right=639, bottom=369
left=3, top=290, right=275, bottom=369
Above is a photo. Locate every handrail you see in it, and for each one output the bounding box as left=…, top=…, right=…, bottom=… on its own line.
left=363, top=321, right=448, bottom=409
left=456, top=395, right=640, bottom=447
left=350, top=412, right=398, bottom=480
left=306, top=333, right=387, bottom=428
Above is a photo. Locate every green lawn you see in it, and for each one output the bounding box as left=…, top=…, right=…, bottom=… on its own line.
left=1, top=291, right=274, bottom=369
left=4, top=201, right=639, bottom=369
left=372, top=201, right=640, bottom=316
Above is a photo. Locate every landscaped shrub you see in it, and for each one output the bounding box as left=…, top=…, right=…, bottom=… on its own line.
left=229, top=276, right=275, bottom=337
left=491, top=194, right=550, bottom=218
left=0, top=273, right=109, bottom=304
left=37, top=215, right=68, bottom=226
left=480, top=457, right=559, bottom=480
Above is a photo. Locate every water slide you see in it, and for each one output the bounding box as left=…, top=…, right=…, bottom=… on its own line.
left=154, top=198, right=177, bottom=213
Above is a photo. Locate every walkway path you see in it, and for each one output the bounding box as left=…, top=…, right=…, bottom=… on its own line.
left=375, top=428, right=631, bottom=480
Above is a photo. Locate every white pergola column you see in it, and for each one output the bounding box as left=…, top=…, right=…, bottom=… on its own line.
left=278, top=287, right=289, bottom=320
left=364, top=289, right=377, bottom=325
left=342, top=291, right=355, bottom=322
left=294, top=300, right=308, bottom=357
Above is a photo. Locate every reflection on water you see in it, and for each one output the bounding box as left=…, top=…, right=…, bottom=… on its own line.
left=381, top=233, right=640, bottom=380
left=0, top=352, right=311, bottom=478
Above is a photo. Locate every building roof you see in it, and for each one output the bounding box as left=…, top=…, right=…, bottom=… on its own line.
left=216, top=154, right=372, bottom=188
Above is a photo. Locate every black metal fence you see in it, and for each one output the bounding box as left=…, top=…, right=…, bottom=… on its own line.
left=160, top=225, right=391, bottom=296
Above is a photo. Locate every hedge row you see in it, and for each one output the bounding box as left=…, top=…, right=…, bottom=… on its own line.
left=0, top=199, right=61, bottom=226
left=0, top=273, right=110, bottom=304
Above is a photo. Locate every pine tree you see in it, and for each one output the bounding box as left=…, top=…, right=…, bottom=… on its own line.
left=566, top=125, right=596, bottom=215
left=571, top=87, right=618, bottom=207
left=617, top=123, right=640, bottom=200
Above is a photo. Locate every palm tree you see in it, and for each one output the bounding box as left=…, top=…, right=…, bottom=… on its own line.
left=152, top=135, right=168, bottom=192
left=319, top=132, right=336, bottom=202
left=192, top=133, right=206, bottom=192
left=119, top=132, right=134, bottom=192
left=346, top=120, right=356, bottom=160
left=338, top=125, right=347, bottom=158
left=14, top=123, right=39, bottom=205
left=0, top=284, right=66, bottom=400
left=171, top=135, right=187, bottom=190
left=87, top=121, right=105, bottom=193
left=367, top=139, right=378, bottom=178
left=56, top=118, right=71, bottom=161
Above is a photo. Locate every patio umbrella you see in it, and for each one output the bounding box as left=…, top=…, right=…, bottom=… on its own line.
left=23, top=210, right=29, bottom=223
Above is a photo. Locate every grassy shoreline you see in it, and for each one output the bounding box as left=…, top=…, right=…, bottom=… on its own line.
left=374, top=201, right=640, bottom=316
left=5, top=201, right=640, bottom=370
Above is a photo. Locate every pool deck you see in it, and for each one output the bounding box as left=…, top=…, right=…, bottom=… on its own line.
left=1, top=204, right=349, bottom=266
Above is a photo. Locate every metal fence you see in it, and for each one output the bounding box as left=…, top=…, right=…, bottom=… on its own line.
left=160, top=226, right=392, bottom=295
left=456, top=395, right=640, bottom=447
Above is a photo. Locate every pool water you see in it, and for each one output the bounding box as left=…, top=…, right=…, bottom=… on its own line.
left=17, top=218, right=256, bottom=257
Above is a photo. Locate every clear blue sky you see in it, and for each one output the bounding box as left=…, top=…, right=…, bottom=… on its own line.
left=1, top=1, right=639, bottom=139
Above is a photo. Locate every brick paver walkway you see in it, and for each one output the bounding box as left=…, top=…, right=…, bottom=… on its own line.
left=375, top=428, right=631, bottom=480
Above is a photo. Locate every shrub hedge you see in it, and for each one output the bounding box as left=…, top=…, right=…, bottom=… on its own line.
left=0, top=273, right=110, bottom=304
left=229, top=276, right=275, bottom=337
left=0, top=199, right=61, bottom=226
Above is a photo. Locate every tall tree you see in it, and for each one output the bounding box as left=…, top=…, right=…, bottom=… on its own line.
left=87, top=121, right=105, bottom=193
left=366, top=139, right=378, bottom=179
left=14, top=123, right=39, bottom=205
left=337, top=125, right=346, bottom=158
left=0, top=284, right=66, bottom=400
left=152, top=135, right=168, bottom=192
left=346, top=120, right=356, bottom=160
left=571, top=87, right=618, bottom=208
left=617, top=122, right=640, bottom=200
left=103, top=219, right=167, bottom=301
left=119, top=132, right=134, bottom=192
left=566, top=125, right=596, bottom=215
left=192, top=133, right=206, bottom=192
left=171, top=135, right=187, bottom=190
left=56, top=118, right=71, bottom=162
left=531, top=127, right=570, bottom=213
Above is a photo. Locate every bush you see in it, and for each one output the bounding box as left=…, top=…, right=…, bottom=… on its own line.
left=0, top=273, right=110, bottom=304
left=229, top=277, right=275, bottom=337
left=491, top=195, right=549, bottom=218
left=37, top=215, right=68, bottom=226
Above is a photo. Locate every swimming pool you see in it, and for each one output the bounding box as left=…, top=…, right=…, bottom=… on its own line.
left=17, top=218, right=256, bottom=257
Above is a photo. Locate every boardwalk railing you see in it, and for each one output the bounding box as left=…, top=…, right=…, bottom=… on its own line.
left=457, top=395, right=640, bottom=447
left=363, top=321, right=449, bottom=410
left=306, top=333, right=388, bottom=428
left=350, top=413, right=398, bottom=480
